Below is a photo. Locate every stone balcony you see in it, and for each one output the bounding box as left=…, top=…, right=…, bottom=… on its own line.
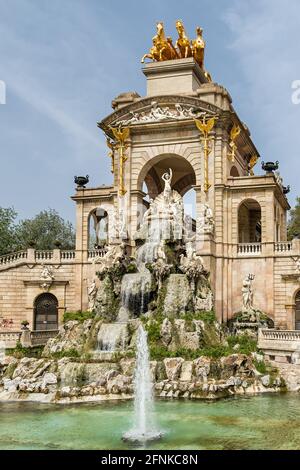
left=237, top=240, right=298, bottom=257
left=258, top=328, right=300, bottom=363
left=0, top=248, right=108, bottom=271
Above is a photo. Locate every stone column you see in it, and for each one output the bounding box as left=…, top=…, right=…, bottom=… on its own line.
left=285, top=303, right=296, bottom=330
left=292, top=238, right=300, bottom=254
left=75, top=200, right=84, bottom=311
left=27, top=248, right=35, bottom=263
left=53, top=249, right=61, bottom=263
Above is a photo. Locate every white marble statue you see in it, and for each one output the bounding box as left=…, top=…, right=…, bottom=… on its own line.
left=198, top=203, right=215, bottom=234
left=87, top=279, right=98, bottom=312
left=115, top=102, right=206, bottom=126
left=275, top=171, right=283, bottom=188
left=185, top=235, right=196, bottom=260
left=157, top=241, right=166, bottom=261
left=162, top=168, right=173, bottom=205
left=242, top=274, right=255, bottom=312
left=40, top=264, right=55, bottom=281
left=119, top=208, right=127, bottom=239
left=93, top=243, right=125, bottom=272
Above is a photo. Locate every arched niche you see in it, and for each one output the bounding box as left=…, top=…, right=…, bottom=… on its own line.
left=88, top=207, right=109, bottom=249
left=230, top=166, right=240, bottom=177
left=238, top=199, right=262, bottom=243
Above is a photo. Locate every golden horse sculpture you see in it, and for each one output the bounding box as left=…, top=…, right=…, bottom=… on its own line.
left=191, top=26, right=205, bottom=68
left=141, top=22, right=178, bottom=63
left=142, top=21, right=212, bottom=81
left=175, top=20, right=192, bottom=58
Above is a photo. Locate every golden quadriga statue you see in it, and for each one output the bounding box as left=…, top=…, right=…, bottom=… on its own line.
left=142, top=20, right=212, bottom=82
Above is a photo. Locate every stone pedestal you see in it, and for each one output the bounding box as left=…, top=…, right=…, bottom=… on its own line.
left=142, top=58, right=208, bottom=96
left=20, top=329, right=31, bottom=348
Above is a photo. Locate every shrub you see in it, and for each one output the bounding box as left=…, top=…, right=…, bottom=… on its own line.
left=227, top=334, right=258, bottom=355
left=149, top=345, right=231, bottom=361
left=50, top=348, right=80, bottom=359
left=8, top=342, right=43, bottom=359
left=126, top=263, right=137, bottom=274
left=63, top=311, right=95, bottom=323
left=144, top=320, right=162, bottom=343
left=180, top=310, right=216, bottom=324
left=253, top=359, right=267, bottom=374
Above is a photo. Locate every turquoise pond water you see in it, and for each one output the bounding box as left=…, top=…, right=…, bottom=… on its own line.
left=0, top=394, right=300, bottom=450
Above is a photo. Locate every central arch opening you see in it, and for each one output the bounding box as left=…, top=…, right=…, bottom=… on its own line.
left=140, top=153, right=197, bottom=233
left=140, top=154, right=197, bottom=200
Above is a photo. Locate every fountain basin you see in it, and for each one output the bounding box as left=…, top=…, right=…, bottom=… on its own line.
left=122, top=430, right=163, bottom=444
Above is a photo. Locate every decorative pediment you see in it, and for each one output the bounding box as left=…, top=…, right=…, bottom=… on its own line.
left=98, top=95, right=220, bottom=134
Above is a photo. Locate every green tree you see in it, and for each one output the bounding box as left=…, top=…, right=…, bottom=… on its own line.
left=15, top=209, right=75, bottom=250
left=288, top=197, right=300, bottom=240
left=0, top=207, right=18, bottom=255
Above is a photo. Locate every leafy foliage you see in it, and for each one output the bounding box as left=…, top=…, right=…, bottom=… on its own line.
left=50, top=348, right=80, bottom=359
left=149, top=345, right=231, bottom=360
left=253, top=359, right=267, bottom=374
left=0, top=207, right=75, bottom=254
left=288, top=197, right=300, bottom=240
left=0, top=207, right=18, bottom=255
left=227, top=334, right=258, bottom=355
left=7, top=342, right=43, bottom=359
left=63, top=311, right=95, bottom=323
left=180, top=310, right=216, bottom=324
left=15, top=209, right=75, bottom=250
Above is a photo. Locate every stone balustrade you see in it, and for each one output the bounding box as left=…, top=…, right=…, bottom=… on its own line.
left=274, top=241, right=293, bottom=253
left=0, top=329, right=58, bottom=349
left=237, top=243, right=262, bottom=256
left=88, top=249, right=107, bottom=259
left=0, top=331, right=22, bottom=348
left=0, top=251, right=27, bottom=266
left=30, top=329, right=58, bottom=346
left=60, top=250, right=76, bottom=260
left=0, top=248, right=109, bottom=270
left=259, top=329, right=300, bottom=341
left=35, top=250, right=54, bottom=261
left=0, top=241, right=298, bottom=269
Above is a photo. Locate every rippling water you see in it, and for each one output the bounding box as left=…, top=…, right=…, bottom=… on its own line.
left=0, top=394, right=300, bottom=450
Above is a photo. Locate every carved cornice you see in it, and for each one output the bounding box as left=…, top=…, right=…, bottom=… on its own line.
left=98, top=95, right=221, bottom=134
left=98, top=96, right=259, bottom=163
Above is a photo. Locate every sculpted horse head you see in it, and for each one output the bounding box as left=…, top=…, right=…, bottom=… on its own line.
left=192, top=26, right=205, bottom=68
left=175, top=20, right=192, bottom=58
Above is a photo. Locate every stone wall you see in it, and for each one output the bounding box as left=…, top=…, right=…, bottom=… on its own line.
left=0, top=352, right=284, bottom=404
left=0, top=258, right=76, bottom=330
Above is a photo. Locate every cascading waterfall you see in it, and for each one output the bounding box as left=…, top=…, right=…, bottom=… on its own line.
left=97, top=323, right=128, bottom=352
left=123, top=325, right=162, bottom=443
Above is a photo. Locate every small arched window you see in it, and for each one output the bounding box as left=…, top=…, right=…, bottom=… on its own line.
left=238, top=199, right=262, bottom=243
left=88, top=208, right=108, bottom=249
left=230, top=166, right=240, bottom=177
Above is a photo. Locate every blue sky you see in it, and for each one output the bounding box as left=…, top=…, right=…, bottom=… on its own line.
left=0, top=0, right=299, bottom=223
